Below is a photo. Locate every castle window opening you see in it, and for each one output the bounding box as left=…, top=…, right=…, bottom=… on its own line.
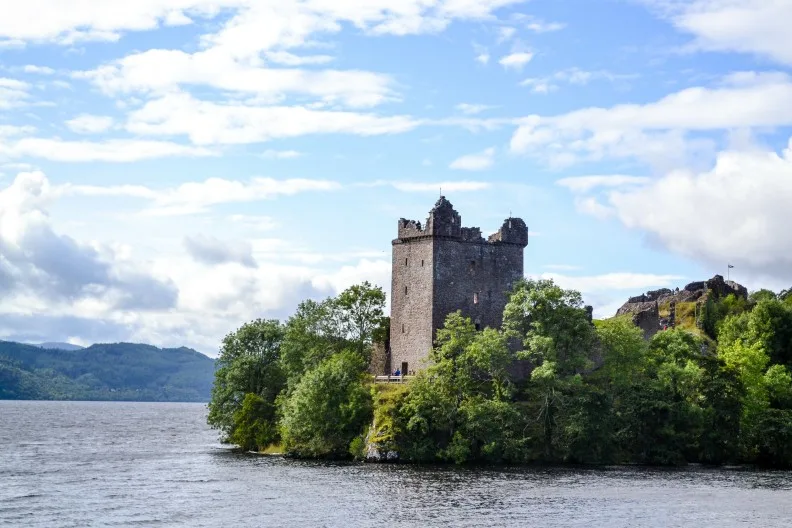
left=470, top=260, right=476, bottom=269
left=404, top=286, right=408, bottom=295
left=421, top=259, right=424, bottom=267
left=475, top=323, right=481, bottom=331
left=405, top=258, right=408, bottom=266
left=401, top=323, right=405, bottom=333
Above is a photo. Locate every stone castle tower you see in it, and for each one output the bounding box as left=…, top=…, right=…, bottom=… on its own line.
left=388, top=197, right=528, bottom=374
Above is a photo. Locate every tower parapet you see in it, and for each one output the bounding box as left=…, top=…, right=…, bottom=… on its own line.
left=488, top=217, right=529, bottom=247
left=394, top=196, right=528, bottom=247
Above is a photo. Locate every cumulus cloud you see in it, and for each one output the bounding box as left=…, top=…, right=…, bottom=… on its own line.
left=609, top=144, right=792, bottom=280
left=0, top=171, right=398, bottom=352
left=0, top=172, right=178, bottom=311
left=449, top=147, right=496, bottom=171
left=556, top=140, right=792, bottom=284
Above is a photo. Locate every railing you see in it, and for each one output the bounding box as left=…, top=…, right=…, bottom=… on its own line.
left=373, top=375, right=414, bottom=383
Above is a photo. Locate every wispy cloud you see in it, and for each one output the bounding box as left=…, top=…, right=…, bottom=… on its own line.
left=450, top=147, right=496, bottom=171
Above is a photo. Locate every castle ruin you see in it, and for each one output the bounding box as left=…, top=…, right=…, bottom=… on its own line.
left=387, top=197, right=528, bottom=374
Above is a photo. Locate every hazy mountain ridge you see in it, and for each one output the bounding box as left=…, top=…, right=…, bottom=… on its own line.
left=0, top=341, right=216, bottom=402
left=35, top=342, right=86, bottom=351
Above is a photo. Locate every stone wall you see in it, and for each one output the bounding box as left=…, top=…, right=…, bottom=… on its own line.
left=388, top=197, right=528, bottom=375
left=389, top=236, right=435, bottom=375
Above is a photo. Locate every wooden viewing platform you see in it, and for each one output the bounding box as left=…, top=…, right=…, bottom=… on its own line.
left=373, top=375, right=415, bottom=384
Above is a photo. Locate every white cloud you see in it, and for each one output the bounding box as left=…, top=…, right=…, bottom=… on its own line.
left=65, top=114, right=115, bottom=134
left=497, top=26, right=517, bottom=43
left=536, top=271, right=684, bottom=318
left=557, top=175, right=651, bottom=193
left=264, top=51, right=334, bottom=66
left=64, top=0, right=527, bottom=111
left=510, top=72, right=792, bottom=168
left=455, top=103, right=496, bottom=115
left=312, top=258, right=391, bottom=296
left=573, top=197, right=614, bottom=219
left=449, top=147, right=496, bottom=171
left=184, top=234, right=256, bottom=268
left=521, top=68, right=637, bottom=93
left=644, top=0, right=792, bottom=65
left=0, top=172, right=178, bottom=312
left=0, top=78, right=30, bottom=109
left=525, top=20, right=565, bottom=33
left=23, top=65, right=55, bottom=75
left=539, top=271, right=683, bottom=294
left=229, top=214, right=278, bottom=231
left=262, top=149, right=302, bottom=159
left=124, top=92, right=419, bottom=145
left=79, top=49, right=397, bottom=108
left=0, top=138, right=212, bottom=162
left=476, top=52, right=491, bottom=65
left=499, top=51, right=533, bottom=70
left=602, top=142, right=792, bottom=282
left=61, top=176, right=341, bottom=215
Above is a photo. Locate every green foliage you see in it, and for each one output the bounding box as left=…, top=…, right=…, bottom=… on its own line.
left=750, top=289, right=777, bottom=304
left=202, top=278, right=792, bottom=468
left=229, top=393, right=280, bottom=451
left=207, top=319, right=285, bottom=442
left=280, top=351, right=372, bottom=458
left=0, top=340, right=214, bottom=401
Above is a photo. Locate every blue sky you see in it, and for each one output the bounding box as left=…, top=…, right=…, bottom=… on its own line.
left=1, top=0, right=791, bottom=354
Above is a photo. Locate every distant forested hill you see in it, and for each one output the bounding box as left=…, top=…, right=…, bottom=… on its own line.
left=0, top=341, right=216, bottom=402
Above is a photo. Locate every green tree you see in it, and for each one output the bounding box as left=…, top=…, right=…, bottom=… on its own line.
left=502, top=279, right=596, bottom=460
left=280, top=350, right=372, bottom=458
left=397, top=312, right=520, bottom=463
left=750, top=289, right=777, bottom=304
left=207, top=319, right=285, bottom=447
left=332, top=281, right=387, bottom=359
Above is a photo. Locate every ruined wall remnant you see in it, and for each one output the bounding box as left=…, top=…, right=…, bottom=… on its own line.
left=615, top=274, right=748, bottom=340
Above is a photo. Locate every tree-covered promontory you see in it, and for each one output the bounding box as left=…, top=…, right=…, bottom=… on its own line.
left=207, top=279, right=792, bottom=467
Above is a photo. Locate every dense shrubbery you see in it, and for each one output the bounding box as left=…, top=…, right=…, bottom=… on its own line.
left=207, top=281, right=386, bottom=458
left=207, top=279, right=792, bottom=467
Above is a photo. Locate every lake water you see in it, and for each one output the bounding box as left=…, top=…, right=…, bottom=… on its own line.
left=1, top=401, right=792, bottom=527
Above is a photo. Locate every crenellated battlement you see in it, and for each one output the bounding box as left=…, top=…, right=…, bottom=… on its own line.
left=488, top=217, right=529, bottom=247
left=394, top=196, right=528, bottom=247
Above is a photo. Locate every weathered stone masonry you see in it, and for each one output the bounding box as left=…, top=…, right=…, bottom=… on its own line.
left=388, top=197, right=528, bottom=374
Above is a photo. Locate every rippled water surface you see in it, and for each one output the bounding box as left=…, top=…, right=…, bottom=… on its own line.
left=2, top=401, right=792, bottom=527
